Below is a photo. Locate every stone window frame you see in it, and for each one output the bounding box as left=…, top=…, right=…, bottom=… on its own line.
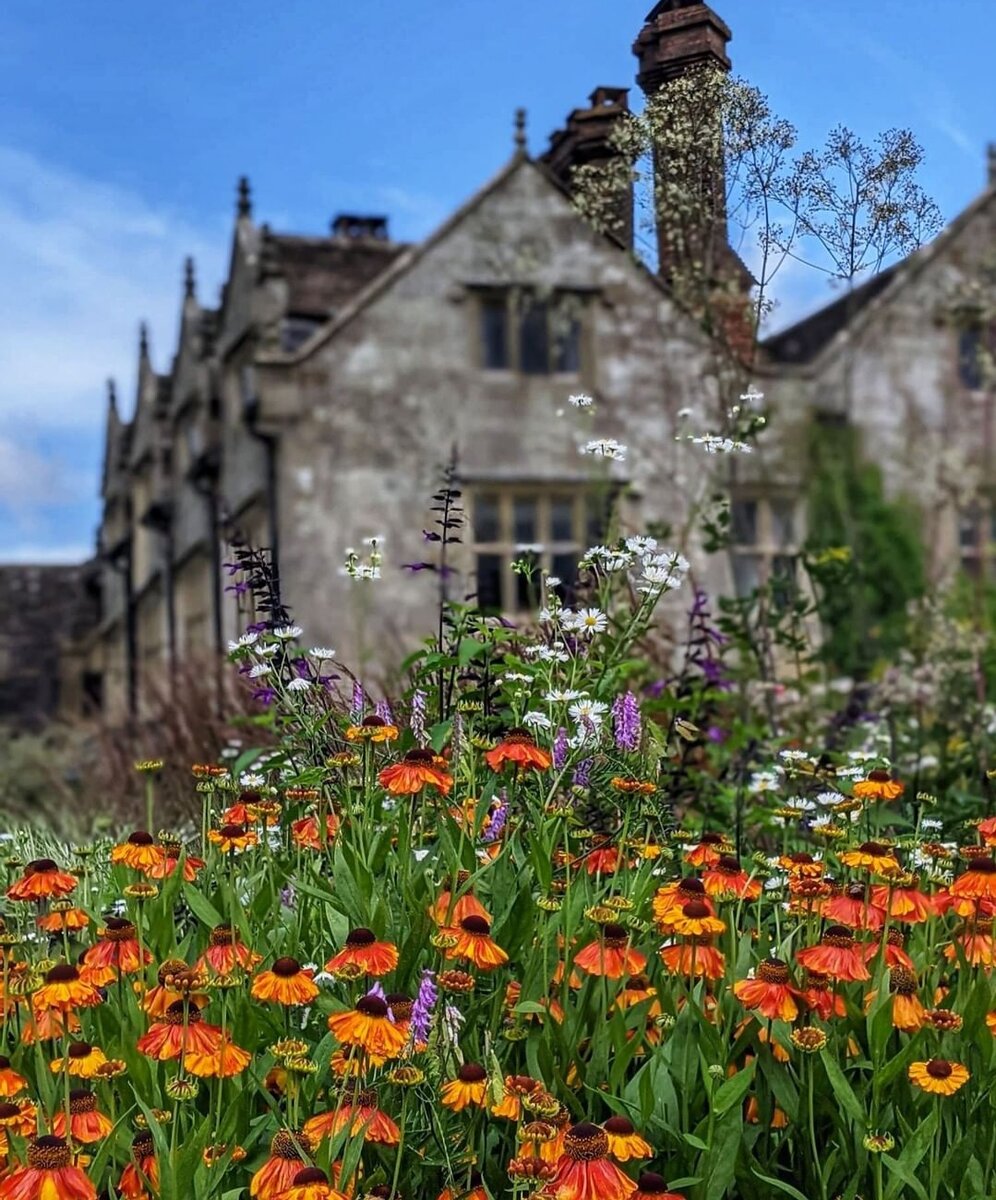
left=957, top=499, right=996, bottom=579
left=467, top=484, right=609, bottom=614
left=729, top=491, right=802, bottom=602
left=471, top=285, right=593, bottom=379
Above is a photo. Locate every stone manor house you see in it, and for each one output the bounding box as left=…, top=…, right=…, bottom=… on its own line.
left=7, top=0, right=996, bottom=724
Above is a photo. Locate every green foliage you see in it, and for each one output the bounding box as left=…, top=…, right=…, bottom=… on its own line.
left=804, top=418, right=926, bottom=677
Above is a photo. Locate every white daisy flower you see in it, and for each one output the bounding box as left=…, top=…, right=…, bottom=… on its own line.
left=287, top=678, right=312, bottom=692
left=574, top=607, right=608, bottom=636
left=273, top=625, right=302, bottom=640
left=248, top=663, right=272, bottom=678
left=522, top=710, right=553, bottom=730
left=579, top=438, right=627, bottom=461
left=568, top=392, right=594, bottom=408
left=309, top=646, right=336, bottom=660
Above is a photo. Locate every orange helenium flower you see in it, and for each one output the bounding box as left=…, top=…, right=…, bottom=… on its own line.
left=634, top=1172, right=686, bottom=1200
left=51, top=1090, right=113, bottom=1144
left=440, top=1063, right=489, bottom=1112
left=603, top=1116, right=653, bottom=1162
left=48, top=1042, right=106, bottom=1078
left=110, top=831, right=165, bottom=874
left=290, top=813, right=340, bottom=851
left=443, top=915, right=509, bottom=970
left=7, top=860, right=77, bottom=902
left=280, top=1167, right=348, bottom=1200
left=118, top=1132, right=158, bottom=1200
left=551, top=1122, right=636, bottom=1200
left=327, top=995, right=407, bottom=1062
left=33, top=965, right=101, bottom=1013
left=574, top=924, right=647, bottom=980
left=852, top=769, right=904, bottom=802
left=702, top=855, right=761, bottom=901
left=378, top=749, right=452, bottom=795
left=822, top=882, right=886, bottom=931
left=304, top=1088, right=400, bottom=1145
left=251, top=958, right=319, bottom=1006
left=0, top=1056, right=27, bottom=1098
left=324, top=929, right=398, bottom=978
left=795, top=926, right=869, bottom=982
left=732, top=959, right=801, bottom=1022
left=249, top=1130, right=314, bottom=1200
left=197, top=924, right=262, bottom=978
left=839, top=842, right=900, bottom=876
left=951, top=857, right=996, bottom=901
left=908, top=1059, right=969, bottom=1096
left=660, top=936, right=726, bottom=980
left=485, top=728, right=552, bottom=772
left=0, top=1135, right=96, bottom=1200
left=136, top=1001, right=223, bottom=1061
left=207, top=823, right=258, bottom=853
left=83, top=918, right=152, bottom=978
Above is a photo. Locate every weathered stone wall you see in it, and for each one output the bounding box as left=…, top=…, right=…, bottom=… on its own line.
left=0, top=565, right=99, bottom=728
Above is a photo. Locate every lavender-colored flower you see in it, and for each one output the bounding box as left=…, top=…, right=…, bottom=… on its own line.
left=612, top=691, right=641, bottom=752
left=411, top=689, right=427, bottom=746
left=350, top=681, right=365, bottom=720
left=279, top=884, right=296, bottom=909
left=366, top=980, right=387, bottom=1004
left=553, top=726, right=569, bottom=770
left=409, top=969, right=438, bottom=1045
left=483, top=794, right=508, bottom=843
left=375, top=698, right=395, bottom=725
left=573, top=757, right=592, bottom=788
left=252, top=685, right=276, bottom=706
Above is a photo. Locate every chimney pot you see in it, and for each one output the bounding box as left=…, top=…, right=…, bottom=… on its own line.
left=331, top=214, right=390, bottom=241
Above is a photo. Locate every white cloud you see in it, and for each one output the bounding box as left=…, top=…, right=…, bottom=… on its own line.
left=0, top=435, right=90, bottom=511
left=0, top=542, right=93, bottom=565
left=0, top=145, right=226, bottom=431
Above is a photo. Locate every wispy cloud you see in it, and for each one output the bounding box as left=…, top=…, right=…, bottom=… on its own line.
left=0, top=146, right=225, bottom=561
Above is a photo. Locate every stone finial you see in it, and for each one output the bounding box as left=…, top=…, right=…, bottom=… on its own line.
left=183, top=256, right=196, bottom=300
left=237, top=175, right=252, bottom=218
left=107, top=378, right=117, bottom=413
left=988, top=143, right=996, bottom=188
left=139, top=322, right=149, bottom=360
left=514, top=108, right=528, bottom=154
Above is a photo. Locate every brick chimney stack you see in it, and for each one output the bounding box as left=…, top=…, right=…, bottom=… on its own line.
left=543, top=87, right=634, bottom=246
left=633, top=0, right=734, bottom=283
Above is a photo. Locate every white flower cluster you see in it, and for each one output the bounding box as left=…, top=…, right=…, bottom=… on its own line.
left=686, top=434, right=753, bottom=455
left=342, top=535, right=385, bottom=581
left=568, top=392, right=594, bottom=409
left=579, top=438, right=627, bottom=462
left=541, top=607, right=609, bottom=637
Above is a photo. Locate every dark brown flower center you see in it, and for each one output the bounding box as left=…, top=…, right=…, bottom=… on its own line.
left=970, top=858, right=996, bottom=873
left=69, top=1090, right=96, bottom=1114
left=271, top=1129, right=311, bottom=1160
left=356, top=995, right=389, bottom=1018
left=565, top=1122, right=609, bottom=1161
left=45, top=964, right=79, bottom=983
left=272, top=957, right=302, bottom=977
left=458, top=1063, right=486, bottom=1083
left=858, top=842, right=888, bottom=856
left=386, top=994, right=412, bottom=1020
left=604, top=1115, right=635, bottom=1135
left=28, top=1136, right=71, bottom=1169
left=460, top=915, right=491, bottom=936
left=28, top=859, right=58, bottom=873
left=681, top=901, right=711, bottom=920
left=757, top=960, right=789, bottom=984
left=67, top=1042, right=93, bottom=1059
left=926, top=1059, right=953, bottom=1079
left=127, top=831, right=154, bottom=846
left=716, top=855, right=742, bottom=874
left=165, top=1001, right=201, bottom=1025
left=637, top=1173, right=669, bottom=1195
left=210, top=925, right=236, bottom=947
left=404, top=749, right=435, bottom=764
left=219, top=824, right=248, bottom=838
left=132, top=1132, right=155, bottom=1158
left=346, top=928, right=376, bottom=948
left=293, top=1168, right=328, bottom=1185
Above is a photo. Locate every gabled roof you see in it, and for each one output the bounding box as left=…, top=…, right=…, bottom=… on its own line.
left=762, top=264, right=900, bottom=365
left=761, top=178, right=996, bottom=371
left=100, top=384, right=132, bottom=501
left=261, top=151, right=678, bottom=366
left=269, top=234, right=408, bottom=319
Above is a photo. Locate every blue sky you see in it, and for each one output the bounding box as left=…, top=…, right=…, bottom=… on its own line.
left=0, top=0, right=992, bottom=562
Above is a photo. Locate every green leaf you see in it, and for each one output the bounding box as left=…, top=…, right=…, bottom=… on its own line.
left=750, top=1170, right=812, bottom=1200
left=881, top=1151, right=931, bottom=1200
left=182, top=882, right=224, bottom=929
left=710, top=1061, right=755, bottom=1116
left=883, top=1110, right=937, bottom=1200
left=819, top=1048, right=867, bottom=1127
